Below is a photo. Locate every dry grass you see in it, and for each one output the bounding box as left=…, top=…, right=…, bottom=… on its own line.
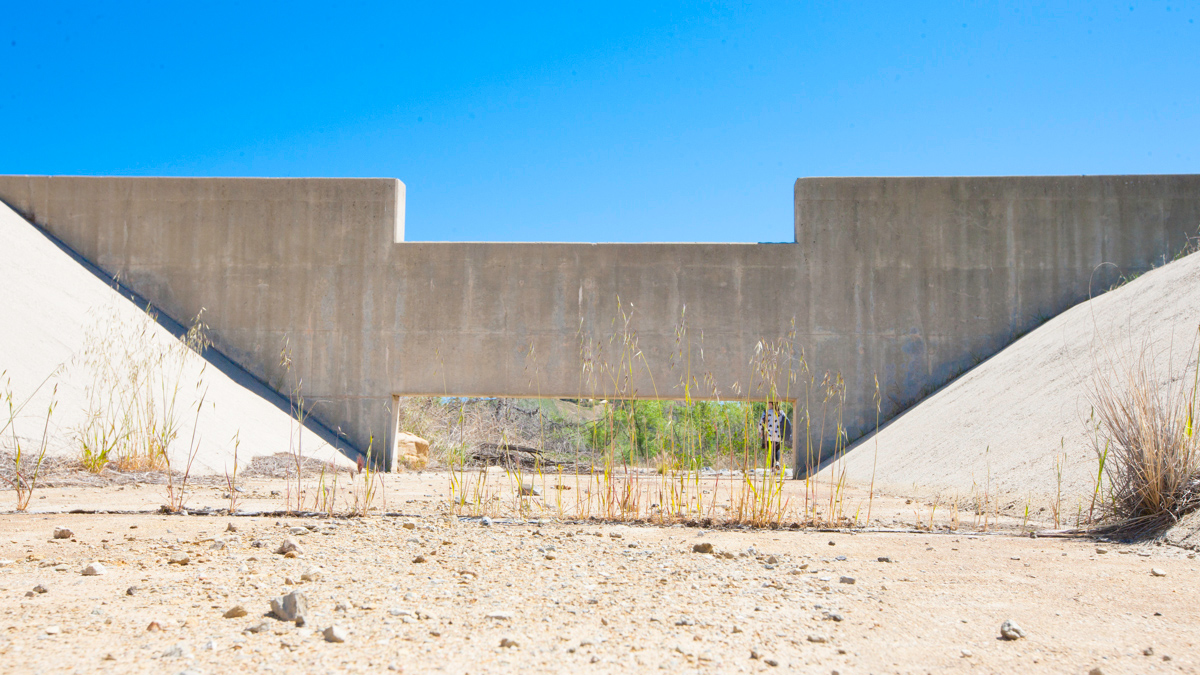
left=1090, top=329, right=1200, bottom=538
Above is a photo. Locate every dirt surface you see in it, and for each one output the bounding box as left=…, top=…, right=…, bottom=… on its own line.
left=828, top=248, right=1200, bottom=506
left=1, top=472, right=1197, bottom=675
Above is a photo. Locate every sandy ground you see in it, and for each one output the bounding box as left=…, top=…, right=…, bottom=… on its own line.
left=0, top=471, right=1196, bottom=675
left=827, top=248, right=1200, bottom=505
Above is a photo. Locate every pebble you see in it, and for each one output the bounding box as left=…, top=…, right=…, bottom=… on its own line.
left=168, top=552, right=190, bottom=565
left=323, top=625, right=347, bottom=643
left=480, top=516, right=493, bottom=527
left=765, top=555, right=779, bottom=564
left=288, top=527, right=309, bottom=536
left=1150, top=568, right=1166, bottom=577
left=807, top=635, right=827, bottom=643
left=877, top=556, right=893, bottom=563
left=486, top=611, right=514, bottom=620
left=226, top=523, right=238, bottom=532
left=275, top=538, right=303, bottom=556
left=838, top=576, right=856, bottom=585
left=270, top=591, right=309, bottom=623
left=44, top=625, right=60, bottom=635
left=412, top=555, right=427, bottom=564
left=692, top=543, right=714, bottom=554
left=1000, top=619, right=1027, bottom=640
left=223, top=605, right=248, bottom=619
left=33, top=584, right=48, bottom=594
left=961, top=649, right=973, bottom=658
left=52, top=527, right=73, bottom=540
left=499, top=636, right=519, bottom=648
left=81, top=562, right=106, bottom=576
left=301, top=568, right=322, bottom=582
left=126, top=586, right=139, bottom=596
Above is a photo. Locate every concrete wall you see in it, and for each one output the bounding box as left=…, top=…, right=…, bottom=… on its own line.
left=2, top=174, right=1197, bottom=473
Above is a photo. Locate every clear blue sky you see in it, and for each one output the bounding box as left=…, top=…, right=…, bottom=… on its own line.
left=2, top=2, right=1197, bottom=242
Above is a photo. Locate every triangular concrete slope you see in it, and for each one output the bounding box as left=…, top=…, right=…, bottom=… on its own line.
left=0, top=201, right=354, bottom=475
left=827, top=249, right=1200, bottom=504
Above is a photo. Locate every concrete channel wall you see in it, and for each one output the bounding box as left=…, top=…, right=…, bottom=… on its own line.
left=1, top=174, right=1197, bottom=472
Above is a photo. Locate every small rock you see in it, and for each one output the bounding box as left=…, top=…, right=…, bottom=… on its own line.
left=402, top=522, right=416, bottom=530
left=1151, top=568, right=1166, bottom=577
left=480, top=516, right=493, bottom=527
left=1000, top=619, right=1027, bottom=640
left=1095, top=548, right=1108, bottom=554
left=275, top=538, right=303, bottom=556
left=288, top=527, right=309, bottom=536
left=499, top=636, right=519, bottom=648
left=1088, top=668, right=1104, bottom=675
left=44, top=625, right=60, bottom=635
left=52, top=527, right=73, bottom=540
left=208, top=539, right=227, bottom=551
left=270, top=591, right=309, bottom=623
left=33, top=584, right=48, bottom=594
left=323, top=625, right=347, bottom=643
left=1143, top=647, right=1154, bottom=656
left=765, top=555, right=779, bottom=564
left=146, top=621, right=163, bottom=632
left=838, top=576, right=856, bottom=585
left=301, top=568, right=322, bottom=582
left=519, top=481, right=542, bottom=497
left=168, top=552, right=189, bottom=565
left=226, top=523, right=238, bottom=532
left=126, top=586, right=139, bottom=596
left=82, top=562, right=106, bottom=576
left=961, top=649, right=973, bottom=658
left=161, top=644, right=187, bottom=659
left=675, top=616, right=695, bottom=626
left=412, top=555, right=427, bottom=564
left=224, top=605, right=248, bottom=619
left=692, top=543, right=714, bottom=554
left=244, top=621, right=271, bottom=634
left=486, top=611, right=514, bottom=620
left=807, top=635, right=827, bottom=643
left=764, top=658, right=779, bottom=667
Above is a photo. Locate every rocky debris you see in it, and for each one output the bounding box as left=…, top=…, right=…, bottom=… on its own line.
left=1151, top=568, right=1167, bottom=577
left=44, top=625, right=60, bottom=635
left=877, top=556, right=894, bottom=563
left=486, top=611, right=514, bottom=620
left=224, top=605, right=248, bottom=619
left=275, top=538, right=303, bottom=556
left=32, top=584, right=48, bottom=594
left=807, top=635, right=827, bottom=643
left=301, top=568, right=322, bottom=582
left=839, top=576, right=856, bottom=585
left=52, top=527, right=73, bottom=540
left=81, top=562, right=106, bottom=576
left=288, top=526, right=309, bottom=536
left=1000, top=619, right=1027, bottom=640
left=692, top=543, right=714, bottom=554
left=125, top=586, right=139, bottom=596
left=396, top=432, right=430, bottom=469
left=412, top=555, right=427, bottom=563
left=270, top=591, right=309, bottom=623
left=168, top=552, right=189, bottom=565
left=323, top=625, right=347, bottom=643
left=499, top=636, right=519, bottom=648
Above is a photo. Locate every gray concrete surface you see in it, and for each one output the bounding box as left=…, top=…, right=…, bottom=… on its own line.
left=1, top=174, right=1197, bottom=473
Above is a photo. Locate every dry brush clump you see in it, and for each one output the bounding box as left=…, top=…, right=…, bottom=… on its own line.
left=1090, top=330, right=1200, bottom=538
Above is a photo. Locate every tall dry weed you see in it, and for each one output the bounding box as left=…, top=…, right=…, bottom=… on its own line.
left=1090, top=329, right=1200, bottom=537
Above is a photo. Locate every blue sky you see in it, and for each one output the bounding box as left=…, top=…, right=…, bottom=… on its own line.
left=2, top=2, right=1197, bottom=242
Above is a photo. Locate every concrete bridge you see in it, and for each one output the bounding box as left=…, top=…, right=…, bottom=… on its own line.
left=2, top=174, right=1197, bottom=473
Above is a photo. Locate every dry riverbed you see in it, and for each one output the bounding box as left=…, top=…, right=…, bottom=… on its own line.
left=0, top=473, right=1197, bottom=674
